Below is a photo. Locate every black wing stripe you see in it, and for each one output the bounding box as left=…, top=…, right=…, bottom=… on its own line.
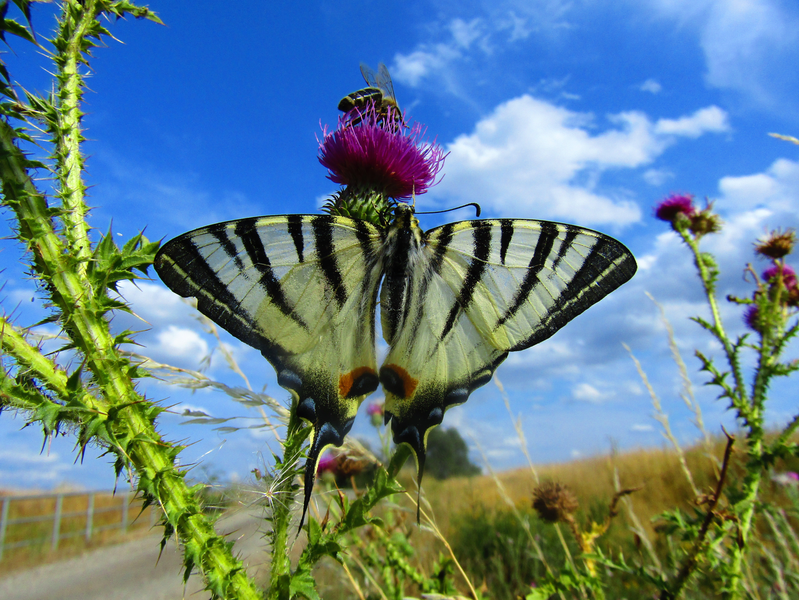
left=428, top=223, right=454, bottom=275
left=511, top=237, right=636, bottom=351
left=407, top=223, right=454, bottom=345
left=155, top=237, right=261, bottom=344
left=497, top=221, right=560, bottom=327
left=441, top=223, right=491, bottom=340
left=551, top=226, right=580, bottom=273
left=354, top=219, right=382, bottom=348
left=499, top=219, right=514, bottom=266
left=234, top=219, right=309, bottom=330
left=208, top=222, right=245, bottom=271
left=287, top=215, right=305, bottom=263
left=312, top=216, right=348, bottom=308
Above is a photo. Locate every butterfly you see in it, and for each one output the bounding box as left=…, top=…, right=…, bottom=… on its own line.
left=153, top=202, right=637, bottom=527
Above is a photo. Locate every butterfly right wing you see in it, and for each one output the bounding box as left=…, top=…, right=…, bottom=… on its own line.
left=154, top=214, right=385, bottom=525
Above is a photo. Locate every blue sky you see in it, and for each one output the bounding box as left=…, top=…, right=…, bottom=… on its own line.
left=1, top=0, right=798, bottom=491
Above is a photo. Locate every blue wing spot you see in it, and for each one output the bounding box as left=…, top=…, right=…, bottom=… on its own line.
left=296, top=397, right=316, bottom=422
left=278, top=369, right=303, bottom=392
left=427, top=407, right=443, bottom=425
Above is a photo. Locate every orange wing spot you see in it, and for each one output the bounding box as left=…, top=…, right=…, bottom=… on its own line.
left=383, top=364, right=419, bottom=399
left=339, top=366, right=378, bottom=398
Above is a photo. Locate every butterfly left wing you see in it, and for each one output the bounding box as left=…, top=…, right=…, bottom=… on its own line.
left=379, top=218, right=637, bottom=483
left=154, top=215, right=385, bottom=526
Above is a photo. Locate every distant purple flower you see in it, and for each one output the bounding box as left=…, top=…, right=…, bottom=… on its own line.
left=743, top=305, right=760, bottom=332
left=772, top=471, right=799, bottom=486
left=654, top=193, right=697, bottom=222
left=367, top=401, right=384, bottom=427
left=762, top=264, right=798, bottom=290
left=319, top=105, right=446, bottom=199
left=316, top=454, right=337, bottom=475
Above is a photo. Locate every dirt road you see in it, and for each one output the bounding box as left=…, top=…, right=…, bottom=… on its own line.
left=0, top=508, right=269, bottom=600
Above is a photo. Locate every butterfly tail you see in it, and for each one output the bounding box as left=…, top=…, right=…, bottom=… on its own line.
left=387, top=416, right=431, bottom=525
left=298, top=450, right=319, bottom=533
left=298, top=420, right=350, bottom=532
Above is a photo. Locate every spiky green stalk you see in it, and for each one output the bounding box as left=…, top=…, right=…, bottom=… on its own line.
left=674, top=225, right=797, bottom=599
left=0, top=3, right=263, bottom=598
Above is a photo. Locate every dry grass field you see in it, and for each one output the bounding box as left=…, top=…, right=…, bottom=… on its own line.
left=0, top=490, right=160, bottom=577
left=312, top=434, right=799, bottom=598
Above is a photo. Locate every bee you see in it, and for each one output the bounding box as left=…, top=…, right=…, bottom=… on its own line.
left=338, top=62, right=401, bottom=124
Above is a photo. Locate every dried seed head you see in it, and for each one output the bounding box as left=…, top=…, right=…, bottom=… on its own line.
left=755, top=229, right=796, bottom=259
left=532, top=481, right=579, bottom=523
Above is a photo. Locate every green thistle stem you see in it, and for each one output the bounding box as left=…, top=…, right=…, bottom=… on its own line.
left=681, top=229, right=749, bottom=409
left=267, top=411, right=307, bottom=600
left=0, top=3, right=263, bottom=597
left=52, top=0, right=96, bottom=274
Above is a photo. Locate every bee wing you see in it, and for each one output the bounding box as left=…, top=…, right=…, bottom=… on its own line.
left=360, top=62, right=397, bottom=105
left=360, top=62, right=380, bottom=88
left=375, top=63, right=397, bottom=103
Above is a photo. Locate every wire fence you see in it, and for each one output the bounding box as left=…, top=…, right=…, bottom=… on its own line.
left=0, top=490, right=159, bottom=561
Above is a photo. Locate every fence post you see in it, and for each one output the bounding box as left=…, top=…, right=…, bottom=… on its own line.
left=0, top=497, right=10, bottom=561
left=121, top=492, right=129, bottom=533
left=51, top=493, right=63, bottom=551
left=85, top=492, right=95, bottom=542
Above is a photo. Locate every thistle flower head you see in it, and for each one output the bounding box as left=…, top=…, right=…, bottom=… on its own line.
left=654, top=193, right=697, bottom=222
left=532, top=481, right=579, bottom=523
left=762, top=263, right=798, bottom=290
left=755, top=229, right=796, bottom=259
left=743, top=305, right=761, bottom=333
left=319, top=104, right=447, bottom=201
left=367, top=401, right=384, bottom=426
left=316, top=453, right=338, bottom=475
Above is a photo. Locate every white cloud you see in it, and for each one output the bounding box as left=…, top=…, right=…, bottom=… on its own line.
left=639, top=79, right=663, bottom=94
left=0, top=449, right=61, bottom=464
left=434, top=95, right=729, bottom=225
left=572, top=382, right=612, bottom=403
left=392, top=18, right=485, bottom=88
left=717, top=158, right=799, bottom=213
left=643, top=168, right=673, bottom=186
left=154, top=325, right=209, bottom=360
left=631, top=423, right=655, bottom=432
left=642, top=0, right=799, bottom=108
left=654, top=106, right=730, bottom=138
left=116, top=280, right=193, bottom=323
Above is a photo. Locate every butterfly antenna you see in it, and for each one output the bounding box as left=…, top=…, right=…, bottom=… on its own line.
left=415, top=202, right=481, bottom=217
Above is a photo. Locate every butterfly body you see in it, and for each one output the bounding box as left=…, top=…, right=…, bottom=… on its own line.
left=154, top=203, right=636, bottom=526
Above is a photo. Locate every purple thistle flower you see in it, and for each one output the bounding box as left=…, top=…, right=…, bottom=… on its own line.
left=319, top=105, right=447, bottom=199
left=366, top=402, right=383, bottom=417
left=743, top=305, right=760, bottom=332
left=654, top=193, right=697, bottom=222
left=316, top=453, right=338, bottom=475
left=762, top=263, right=798, bottom=290
left=788, top=472, right=799, bottom=482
